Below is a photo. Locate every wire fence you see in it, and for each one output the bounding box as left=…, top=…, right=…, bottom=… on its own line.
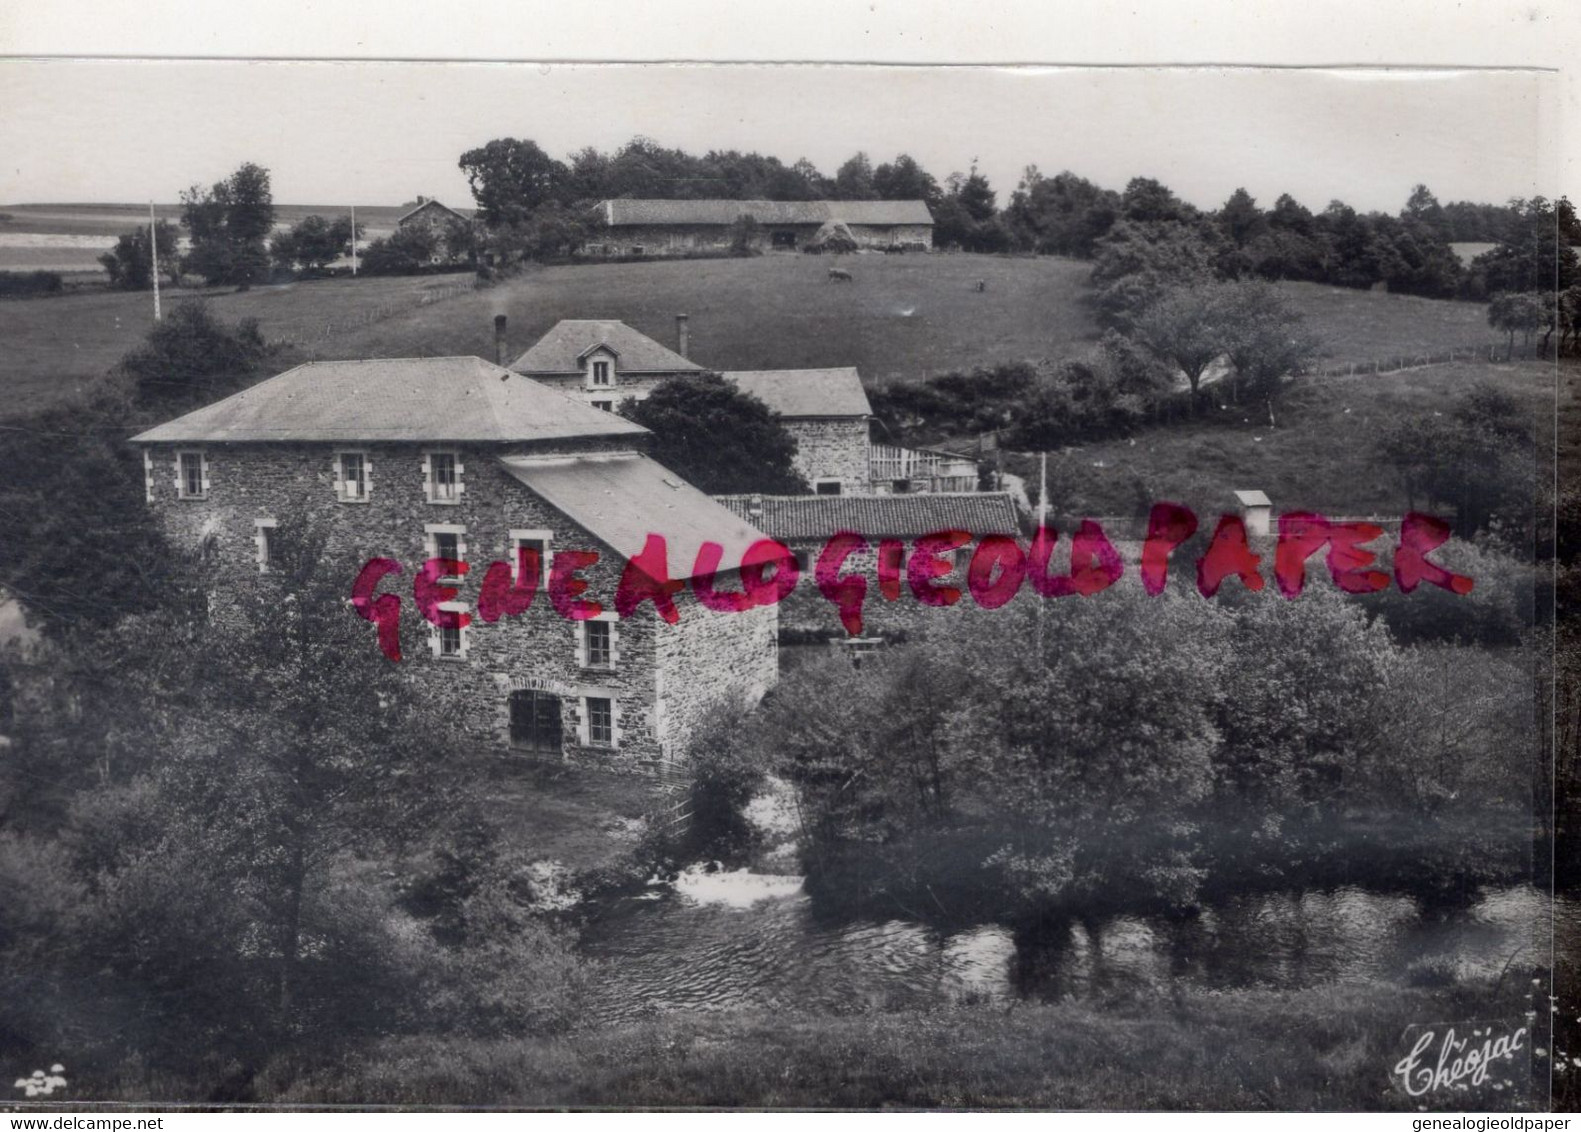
left=1301, top=343, right=1519, bottom=379
left=301, top=276, right=481, bottom=345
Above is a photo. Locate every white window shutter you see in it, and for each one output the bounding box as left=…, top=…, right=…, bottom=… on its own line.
left=364, top=452, right=374, bottom=499
left=331, top=452, right=344, bottom=498
left=608, top=621, right=620, bottom=668
left=421, top=452, right=432, bottom=501
left=574, top=621, right=587, bottom=668
left=200, top=452, right=211, bottom=495
left=609, top=698, right=622, bottom=749
left=143, top=451, right=155, bottom=502
left=574, top=698, right=589, bottom=746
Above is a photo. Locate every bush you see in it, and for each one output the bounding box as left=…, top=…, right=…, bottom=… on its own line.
left=0, top=271, right=63, bottom=299
left=679, top=701, right=766, bottom=863
left=1354, top=537, right=1535, bottom=647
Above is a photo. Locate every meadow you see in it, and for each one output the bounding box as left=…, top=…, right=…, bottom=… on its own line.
left=1017, top=359, right=1557, bottom=520
left=0, top=246, right=1511, bottom=421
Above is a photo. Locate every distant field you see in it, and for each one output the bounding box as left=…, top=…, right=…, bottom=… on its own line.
left=0, top=274, right=475, bottom=413
left=0, top=201, right=410, bottom=274
left=320, top=253, right=1101, bottom=382
left=1016, top=359, right=1556, bottom=520
left=0, top=247, right=1516, bottom=422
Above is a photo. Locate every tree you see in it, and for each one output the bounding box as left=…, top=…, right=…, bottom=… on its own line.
left=270, top=214, right=358, bottom=272
left=619, top=374, right=809, bottom=494
left=1131, top=284, right=1233, bottom=411
left=872, top=153, right=942, bottom=207
left=98, top=221, right=182, bottom=290
left=115, top=299, right=274, bottom=412
left=1487, top=291, right=1546, bottom=358
left=360, top=225, right=439, bottom=275
left=1003, top=169, right=1120, bottom=258
left=1217, top=281, right=1323, bottom=403
left=1089, top=218, right=1221, bottom=330
left=180, top=163, right=276, bottom=288
left=1217, top=187, right=1267, bottom=248
left=457, top=137, right=571, bottom=227
left=728, top=213, right=763, bottom=256
left=833, top=152, right=877, bottom=200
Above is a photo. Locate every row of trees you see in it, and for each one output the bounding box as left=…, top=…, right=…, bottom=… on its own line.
left=751, top=578, right=1532, bottom=922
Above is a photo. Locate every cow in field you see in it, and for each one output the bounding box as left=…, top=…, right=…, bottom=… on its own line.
left=827, top=267, right=853, bottom=283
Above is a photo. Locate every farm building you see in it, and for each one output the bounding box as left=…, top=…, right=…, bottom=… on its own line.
left=720, top=368, right=873, bottom=495
left=508, top=318, right=704, bottom=412
left=589, top=199, right=935, bottom=255
left=131, top=356, right=778, bottom=772
left=395, top=198, right=473, bottom=264
left=713, top=491, right=1023, bottom=638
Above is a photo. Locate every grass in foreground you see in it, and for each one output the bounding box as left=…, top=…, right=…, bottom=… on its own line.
left=171, top=979, right=1547, bottom=1110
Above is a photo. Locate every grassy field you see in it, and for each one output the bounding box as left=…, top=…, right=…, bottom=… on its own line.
left=77, top=977, right=1540, bottom=1109
left=1020, top=359, right=1557, bottom=520
left=0, top=273, right=474, bottom=412
left=0, top=249, right=1514, bottom=421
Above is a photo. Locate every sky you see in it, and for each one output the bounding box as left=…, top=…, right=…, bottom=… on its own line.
left=0, top=59, right=1564, bottom=214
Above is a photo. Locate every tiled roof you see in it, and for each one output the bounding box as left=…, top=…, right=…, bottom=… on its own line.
left=721, top=368, right=872, bottom=418
left=510, top=320, right=704, bottom=376
left=130, top=357, right=648, bottom=444
left=500, top=453, right=767, bottom=580
left=712, top=492, right=1022, bottom=543
left=396, top=199, right=469, bottom=225
left=600, top=199, right=934, bottom=228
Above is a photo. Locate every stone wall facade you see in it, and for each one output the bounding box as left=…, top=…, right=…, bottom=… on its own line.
left=785, top=418, right=870, bottom=494
left=140, top=438, right=777, bottom=771
left=526, top=371, right=679, bottom=411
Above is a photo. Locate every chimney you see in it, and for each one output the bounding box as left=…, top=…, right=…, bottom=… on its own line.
left=675, top=313, right=689, bottom=359
left=494, top=315, right=508, bottom=368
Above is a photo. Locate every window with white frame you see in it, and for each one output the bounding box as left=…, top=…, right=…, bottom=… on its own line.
left=584, top=696, right=615, bottom=747
left=254, top=518, right=278, bottom=573
left=508, top=529, right=553, bottom=587
left=176, top=450, right=209, bottom=499
left=335, top=450, right=371, bottom=502
left=591, top=359, right=613, bottom=386
left=430, top=602, right=470, bottom=661
left=424, top=450, right=462, bottom=504
left=578, top=613, right=618, bottom=671
left=591, top=399, right=614, bottom=412
left=424, top=524, right=467, bottom=582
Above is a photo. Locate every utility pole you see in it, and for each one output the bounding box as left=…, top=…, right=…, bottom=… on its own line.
left=350, top=203, right=358, bottom=277
left=1036, top=451, right=1048, bottom=656
left=149, top=201, right=162, bottom=321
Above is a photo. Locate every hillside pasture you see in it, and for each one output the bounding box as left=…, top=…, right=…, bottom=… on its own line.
left=1016, top=359, right=1555, bottom=520
left=320, top=252, right=1102, bottom=382
left=0, top=274, right=475, bottom=413
left=1284, top=281, right=1504, bottom=367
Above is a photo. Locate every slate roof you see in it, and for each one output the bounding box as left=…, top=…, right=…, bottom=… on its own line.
left=396, top=199, right=469, bottom=225
left=510, top=320, right=704, bottom=376
left=130, top=357, right=648, bottom=444
left=500, top=453, right=768, bottom=579
left=712, top=492, right=1022, bottom=543
left=721, top=368, right=872, bottom=418
left=600, top=199, right=934, bottom=228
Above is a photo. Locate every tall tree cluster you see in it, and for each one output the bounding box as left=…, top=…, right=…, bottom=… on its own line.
left=179, top=162, right=277, bottom=288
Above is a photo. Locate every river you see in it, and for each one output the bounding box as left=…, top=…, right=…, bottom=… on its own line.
left=581, top=867, right=1573, bottom=1024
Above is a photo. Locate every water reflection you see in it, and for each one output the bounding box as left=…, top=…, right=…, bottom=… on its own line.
left=582, top=875, right=1560, bottom=1023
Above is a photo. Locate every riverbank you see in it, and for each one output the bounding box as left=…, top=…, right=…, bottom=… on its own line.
left=223, top=978, right=1545, bottom=1109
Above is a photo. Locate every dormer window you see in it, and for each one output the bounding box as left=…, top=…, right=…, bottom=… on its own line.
left=592, top=360, right=612, bottom=386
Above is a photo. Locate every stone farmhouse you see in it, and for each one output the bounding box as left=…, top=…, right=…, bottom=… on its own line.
left=395, top=198, right=472, bottom=265
left=590, top=199, right=935, bottom=256
left=719, top=368, right=872, bottom=496
left=715, top=492, right=1023, bottom=638
left=131, top=356, right=778, bottom=772
left=507, top=319, right=875, bottom=493
left=508, top=318, right=705, bottom=413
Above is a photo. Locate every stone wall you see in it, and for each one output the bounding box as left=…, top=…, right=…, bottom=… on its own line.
left=656, top=597, right=778, bottom=762
left=785, top=418, right=870, bottom=494
left=140, top=438, right=775, bottom=771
